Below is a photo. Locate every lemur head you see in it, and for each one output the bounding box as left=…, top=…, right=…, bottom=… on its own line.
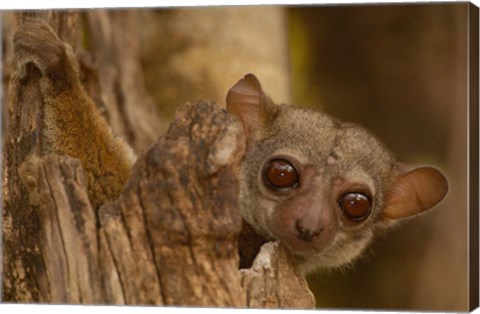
left=227, top=74, right=448, bottom=273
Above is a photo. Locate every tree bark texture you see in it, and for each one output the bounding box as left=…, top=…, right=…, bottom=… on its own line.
left=2, top=11, right=80, bottom=302
left=15, top=101, right=247, bottom=305
left=1, top=9, right=163, bottom=302
left=241, top=242, right=315, bottom=308
left=2, top=10, right=315, bottom=308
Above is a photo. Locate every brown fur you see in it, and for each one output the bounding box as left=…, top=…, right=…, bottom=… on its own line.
left=14, top=19, right=134, bottom=209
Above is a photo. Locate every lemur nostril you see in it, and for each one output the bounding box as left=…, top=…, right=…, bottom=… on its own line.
left=296, top=221, right=322, bottom=242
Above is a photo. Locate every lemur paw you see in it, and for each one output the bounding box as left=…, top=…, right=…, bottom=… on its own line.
left=13, top=19, right=69, bottom=80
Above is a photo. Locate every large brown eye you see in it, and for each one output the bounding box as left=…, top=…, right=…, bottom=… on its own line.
left=338, top=193, right=372, bottom=221
left=263, top=159, right=299, bottom=190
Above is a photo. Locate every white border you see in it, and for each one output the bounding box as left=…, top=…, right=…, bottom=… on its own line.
left=0, top=1, right=478, bottom=314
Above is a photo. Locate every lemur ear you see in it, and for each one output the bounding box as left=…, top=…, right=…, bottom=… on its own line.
left=226, top=73, right=278, bottom=137
left=382, top=166, right=448, bottom=220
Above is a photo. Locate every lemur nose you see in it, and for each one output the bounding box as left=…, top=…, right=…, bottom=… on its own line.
left=296, top=221, right=322, bottom=242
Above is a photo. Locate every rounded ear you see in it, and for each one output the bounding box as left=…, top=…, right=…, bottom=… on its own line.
left=226, top=73, right=278, bottom=137
left=226, top=73, right=264, bottom=135
left=382, top=166, right=448, bottom=220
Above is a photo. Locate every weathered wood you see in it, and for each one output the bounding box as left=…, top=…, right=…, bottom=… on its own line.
left=2, top=10, right=162, bottom=301
left=18, top=154, right=102, bottom=304
left=98, top=101, right=247, bottom=306
left=14, top=100, right=315, bottom=308
left=16, top=101, right=247, bottom=305
left=2, top=11, right=79, bottom=302
left=241, top=242, right=315, bottom=309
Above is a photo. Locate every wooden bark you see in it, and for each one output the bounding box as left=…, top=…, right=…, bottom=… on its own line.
left=2, top=9, right=315, bottom=308
left=13, top=101, right=314, bottom=307
left=2, top=10, right=162, bottom=301
left=18, top=154, right=103, bottom=303
left=15, top=101, right=245, bottom=305
left=241, top=242, right=315, bottom=308
left=2, top=11, right=79, bottom=302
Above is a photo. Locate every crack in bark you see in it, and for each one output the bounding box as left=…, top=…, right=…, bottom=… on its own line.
left=41, top=160, right=72, bottom=302
left=160, top=160, right=200, bottom=273
left=102, top=222, right=127, bottom=304
left=136, top=181, right=167, bottom=305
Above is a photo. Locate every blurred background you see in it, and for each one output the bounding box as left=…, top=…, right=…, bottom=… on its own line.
left=136, top=4, right=470, bottom=310
left=1, top=2, right=472, bottom=311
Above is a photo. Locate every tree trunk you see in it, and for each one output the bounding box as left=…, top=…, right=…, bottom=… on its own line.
left=139, top=6, right=292, bottom=132
left=2, top=11, right=80, bottom=302
left=2, top=10, right=315, bottom=308
left=79, top=10, right=162, bottom=153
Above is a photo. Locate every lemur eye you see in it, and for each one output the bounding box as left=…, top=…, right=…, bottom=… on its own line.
left=263, top=159, right=299, bottom=190
left=339, top=193, right=372, bottom=221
